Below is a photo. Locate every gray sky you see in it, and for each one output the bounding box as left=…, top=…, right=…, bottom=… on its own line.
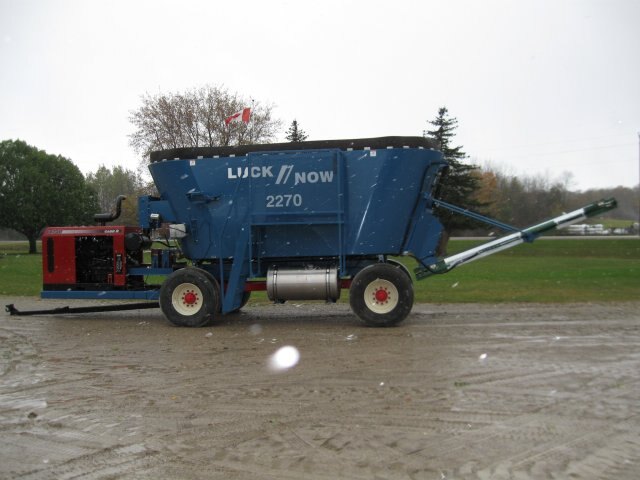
left=1, top=0, right=639, bottom=190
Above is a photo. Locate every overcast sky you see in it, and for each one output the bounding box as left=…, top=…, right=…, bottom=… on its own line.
left=1, top=0, right=639, bottom=191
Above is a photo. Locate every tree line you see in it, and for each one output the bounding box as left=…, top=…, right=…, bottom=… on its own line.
left=1, top=84, right=637, bottom=252
left=471, top=167, right=638, bottom=233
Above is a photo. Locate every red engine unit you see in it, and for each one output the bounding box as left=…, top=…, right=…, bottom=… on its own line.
left=42, top=226, right=144, bottom=290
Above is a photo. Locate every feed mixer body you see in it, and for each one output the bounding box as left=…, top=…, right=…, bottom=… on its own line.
left=139, top=137, right=447, bottom=325
left=145, top=137, right=446, bottom=267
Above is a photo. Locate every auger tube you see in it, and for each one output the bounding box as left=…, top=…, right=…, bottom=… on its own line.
left=415, top=198, right=618, bottom=279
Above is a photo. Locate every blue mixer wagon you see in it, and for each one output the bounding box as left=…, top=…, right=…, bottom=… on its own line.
left=142, top=137, right=448, bottom=326
left=16, top=136, right=615, bottom=327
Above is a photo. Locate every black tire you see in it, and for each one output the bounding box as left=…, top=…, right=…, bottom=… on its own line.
left=160, top=267, right=220, bottom=327
left=386, top=258, right=413, bottom=281
left=196, top=268, right=251, bottom=314
left=349, top=263, right=414, bottom=327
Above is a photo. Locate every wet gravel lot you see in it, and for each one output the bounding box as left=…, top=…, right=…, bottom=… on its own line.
left=1, top=297, right=639, bottom=479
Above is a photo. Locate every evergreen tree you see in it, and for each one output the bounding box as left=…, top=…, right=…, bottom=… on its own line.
left=424, top=107, right=483, bottom=238
left=285, top=119, right=308, bottom=142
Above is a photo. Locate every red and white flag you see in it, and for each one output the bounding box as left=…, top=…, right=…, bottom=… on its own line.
left=225, top=107, right=251, bottom=125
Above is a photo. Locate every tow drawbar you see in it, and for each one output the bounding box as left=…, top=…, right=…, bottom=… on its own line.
left=5, top=302, right=159, bottom=316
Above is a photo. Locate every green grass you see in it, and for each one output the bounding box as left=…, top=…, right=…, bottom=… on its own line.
left=588, top=218, right=637, bottom=229
left=0, top=242, right=43, bottom=296
left=1, top=239, right=639, bottom=302
left=401, top=238, right=640, bottom=303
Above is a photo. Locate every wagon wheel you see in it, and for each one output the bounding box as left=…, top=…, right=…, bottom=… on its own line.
left=349, top=263, right=414, bottom=327
left=197, top=265, right=251, bottom=314
left=160, top=267, right=220, bottom=327
left=385, top=258, right=412, bottom=281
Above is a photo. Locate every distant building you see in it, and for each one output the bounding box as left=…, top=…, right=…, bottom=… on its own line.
left=566, top=224, right=607, bottom=235
left=0, top=228, right=27, bottom=241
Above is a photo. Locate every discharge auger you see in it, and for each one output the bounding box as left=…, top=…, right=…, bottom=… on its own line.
left=415, top=197, right=618, bottom=278
left=6, top=137, right=617, bottom=327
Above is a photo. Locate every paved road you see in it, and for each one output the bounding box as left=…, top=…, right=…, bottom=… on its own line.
left=1, top=298, right=639, bottom=479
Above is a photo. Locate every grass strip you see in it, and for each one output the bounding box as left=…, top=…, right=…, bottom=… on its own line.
left=1, top=239, right=638, bottom=302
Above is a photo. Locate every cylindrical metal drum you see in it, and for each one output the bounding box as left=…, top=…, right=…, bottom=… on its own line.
left=267, top=265, right=340, bottom=302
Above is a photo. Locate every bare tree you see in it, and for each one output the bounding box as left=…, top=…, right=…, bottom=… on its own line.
left=86, top=165, right=144, bottom=226
left=479, top=164, right=575, bottom=228
left=129, top=85, right=281, bottom=162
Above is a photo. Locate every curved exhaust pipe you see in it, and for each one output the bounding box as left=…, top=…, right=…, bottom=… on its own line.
left=94, top=195, right=127, bottom=225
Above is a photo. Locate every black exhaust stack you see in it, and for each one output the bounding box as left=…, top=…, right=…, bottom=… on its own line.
left=94, top=195, right=127, bottom=225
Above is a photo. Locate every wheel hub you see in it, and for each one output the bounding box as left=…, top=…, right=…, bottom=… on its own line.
left=183, top=291, right=198, bottom=306
left=363, top=278, right=399, bottom=314
left=374, top=288, right=389, bottom=303
left=171, top=282, right=204, bottom=316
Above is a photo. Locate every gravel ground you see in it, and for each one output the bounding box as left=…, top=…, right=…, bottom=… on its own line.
left=1, top=297, right=640, bottom=479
